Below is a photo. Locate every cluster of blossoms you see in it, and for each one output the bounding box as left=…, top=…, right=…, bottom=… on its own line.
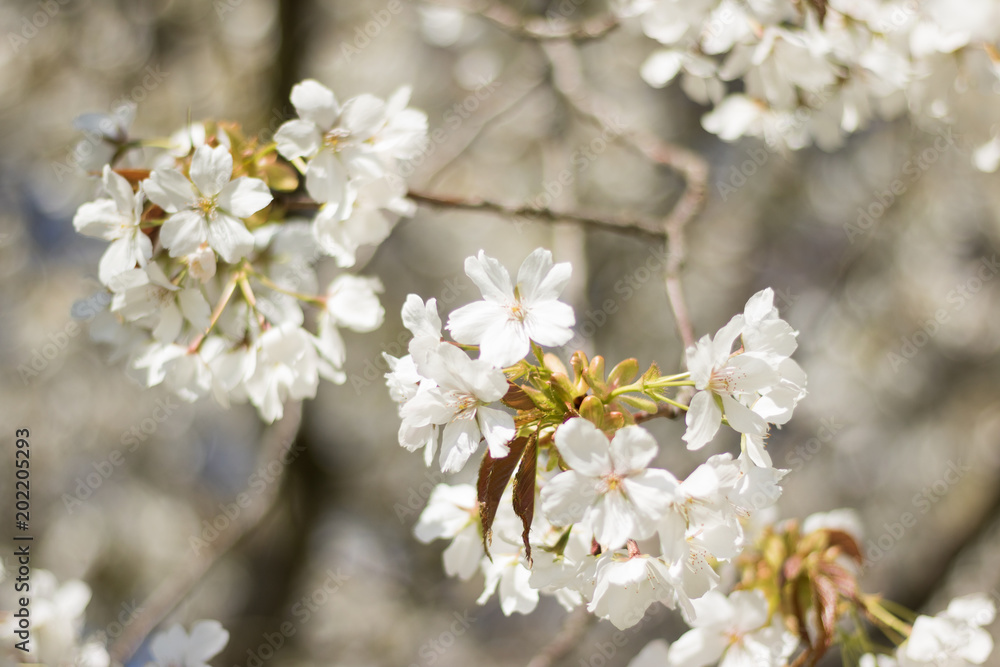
left=386, top=249, right=995, bottom=666
left=614, top=0, right=1000, bottom=155
left=70, top=81, right=427, bottom=421
left=0, top=563, right=230, bottom=667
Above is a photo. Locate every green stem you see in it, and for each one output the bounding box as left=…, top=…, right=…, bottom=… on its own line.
left=862, top=596, right=913, bottom=640
left=244, top=264, right=326, bottom=306
left=188, top=270, right=240, bottom=352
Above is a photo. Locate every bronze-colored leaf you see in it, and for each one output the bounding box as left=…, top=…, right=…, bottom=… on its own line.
left=825, top=529, right=864, bottom=565
left=813, top=575, right=839, bottom=651
left=513, top=436, right=538, bottom=563
left=477, top=437, right=529, bottom=559
left=502, top=382, right=536, bottom=411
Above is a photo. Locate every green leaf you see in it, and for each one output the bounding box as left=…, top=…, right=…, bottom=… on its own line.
left=578, top=396, right=605, bottom=428
left=607, top=358, right=639, bottom=389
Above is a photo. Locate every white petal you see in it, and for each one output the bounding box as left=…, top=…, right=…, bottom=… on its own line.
left=274, top=119, right=322, bottom=160
left=667, top=627, right=729, bottom=667
left=540, top=470, right=599, bottom=527
left=186, top=619, right=230, bottom=663
left=523, top=300, right=575, bottom=347
left=439, top=419, right=481, bottom=473
left=341, top=94, right=387, bottom=140
left=554, top=418, right=611, bottom=477
left=290, top=79, right=339, bottom=129
left=477, top=406, right=515, bottom=458
left=464, top=250, right=514, bottom=303
left=102, top=165, right=137, bottom=214
left=190, top=144, right=233, bottom=197
left=207, top=213, right=254, bottom=263
left=447, top=300, right=507, bottom=345
left=178, top=288, right=211, bottom=331
left=219, top=177, right=272, bottom=218
left=144, top=168, right=196, bottom=212
left=591, top=491, right=638, bottom=549
left=479, top=317, right=530, bottom=368
left=160, top=210, right=208, bottom=257
left=608, top=425, right=658, bottom=474
left=683, top=390, right=722, bottom=450
left=73, top=199, right=121, bottom=239
left=305, top=149, right=349, bottom=205
left=99, top=237, right=140, bottom=285
left=720, top=394, right=768, bottom=436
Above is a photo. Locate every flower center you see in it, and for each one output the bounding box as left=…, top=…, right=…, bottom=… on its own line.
left=196, top=196, right=218, bottom=219
left=508, top=300, right=527, bottom=323
left=324, top=128, right=351, bottom=150
left=708, top=364, right=746, bottom=395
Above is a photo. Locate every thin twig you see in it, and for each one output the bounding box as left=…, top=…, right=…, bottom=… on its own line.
left=420, top=70, right=548, bottom=189
left=407, top=189, right=666, bottom=239
left=540, top=41, right=708, bottom=349
left=421, top=0, right=619, bottom=41
left=108, top=401, right=305, bottom=664
left=525, top=606, right=595, bottom=667
left=632, top=403, right=682, bottom=424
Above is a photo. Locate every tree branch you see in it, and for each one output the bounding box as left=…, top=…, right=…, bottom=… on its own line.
left=407, top=189, right=666, bottom=240
left=525, top=606, right=595, bottom=667
left=632, top=403, right=683, bottom=424
left=107, top=401, right=304, bottom=664
left=540, top=40, right=708, bottom=349
left=422, top=0, right=620, bottom=41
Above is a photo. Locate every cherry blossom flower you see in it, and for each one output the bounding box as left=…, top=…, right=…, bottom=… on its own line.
left=541, top=418, right=678, bottom=549
left=399, top=341, right=514, bottom=472
left=666, top=590, right=798, bottom=667
left=900, top=594, right=995, bottom=667
left=447, top=248, right=576, bottom=368
left=144, top=144, right=272, bottom=263
left=414, top=484, right=483, bottom=581
left=73, top=165, right=151, bottom=285
left=147, top=620, right=230, bottom=667
left=588, top=551, right=677, bottom=630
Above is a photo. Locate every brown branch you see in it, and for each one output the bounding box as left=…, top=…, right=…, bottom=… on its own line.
left=632, top=403, right=682, bottom=424
left=421, top=0, right=620, bottom=41
left=407, top=190, right=666, bottom=239
left=525, top=606, right=595, bottom=667
left=108, top=401, right=304, bottom=664
left=540, top=41, right=708, bottom=349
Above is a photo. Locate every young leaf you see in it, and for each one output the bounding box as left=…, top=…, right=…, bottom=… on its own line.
left=477, top=437, right=529, bottom=558
left=502, top=382, right=536, bottom=411
left=607, top=358, right=639, bottom=389
left=578, top=396, right=605, bottom=428
left=513, top=435, right=538, bottom=563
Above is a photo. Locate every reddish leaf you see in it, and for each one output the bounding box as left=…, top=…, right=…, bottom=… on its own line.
left=513, top=436, right=538, bottom=563
left=477, top=437, right=529, bottom=558
left=825, top=529, right=864, bottom=565
left=502, top=382, right=536, bottom=411
left=813, top=575, right=839, bottom=652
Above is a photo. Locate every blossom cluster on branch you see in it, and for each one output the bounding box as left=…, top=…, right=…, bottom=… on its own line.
left=69, top=80, right=428, bottom=422
left=614, top=0, right=1000, bottom=157
left=385, top=248, right=994, bottom=666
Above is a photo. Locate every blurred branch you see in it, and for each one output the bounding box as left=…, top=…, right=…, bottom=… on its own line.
left=421, top=0, right=619, bottom=41
left=407, top=189, right=666, bottom=239
left=540, top=40, right=708, bottom=349
left=108, top=401, right=304, bottom=665
left=420, top=72, right=547, bottom=189
left=632, top=403, right=683, bottom=424
left=525, top=606, right=595, bottom=667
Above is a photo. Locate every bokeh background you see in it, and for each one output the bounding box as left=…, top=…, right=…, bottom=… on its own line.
left=3, top=0, right=1000, bottom=665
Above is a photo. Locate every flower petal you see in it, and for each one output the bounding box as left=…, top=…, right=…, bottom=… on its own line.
left=219, top=177, right=272, bottom=218
left=683, top=390, right=722, bottom=450
left=190, top=144, right=233, bottom=198
left=207, top=213, right=254, bottom=263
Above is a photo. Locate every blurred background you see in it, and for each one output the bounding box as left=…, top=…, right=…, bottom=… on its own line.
left=2, top=0, right=1000, bottom=665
